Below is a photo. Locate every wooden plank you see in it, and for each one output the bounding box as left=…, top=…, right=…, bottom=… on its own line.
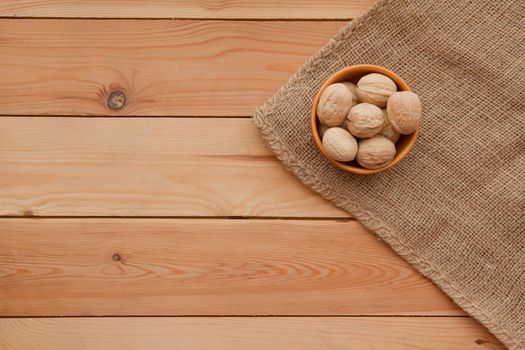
left=0, top=0, right=374, bottom=19
left=0, top=317, right=503, bottom=349
left=0, top=20, right=344, bottom=117
left=0, top=218, right=461, bottom=316
left=0, top=117, right=348, bottom=217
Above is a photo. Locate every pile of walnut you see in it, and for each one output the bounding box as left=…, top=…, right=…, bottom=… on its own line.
left=317, top=73, right=421, bottom=169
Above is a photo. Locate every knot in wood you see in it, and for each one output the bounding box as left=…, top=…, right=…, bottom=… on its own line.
left=107, top=90, right=126, bottom=110
left=112, top=253, right=122, bottom=262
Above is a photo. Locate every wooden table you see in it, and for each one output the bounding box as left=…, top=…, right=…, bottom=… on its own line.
left=0, top=1, right=504, bottom=349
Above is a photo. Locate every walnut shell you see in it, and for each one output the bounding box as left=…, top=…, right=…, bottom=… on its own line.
left=342, top=82, right=360, bottom=106
left=356, top=73, right=397, bottom=108
left=322, top=127, right=358, bottom=162
left=320, top=120, right=349, bottom=138
left=379, top=108, right=400, bottom=143
left=387, top=91, right=421, bottom=135
left=317, top=83, right=353, bottom=126
left=339, top=119, right=349, bottom=131
left=356, top=136, right=396, bottom=169
left=346, top=103, right=384, bottom=138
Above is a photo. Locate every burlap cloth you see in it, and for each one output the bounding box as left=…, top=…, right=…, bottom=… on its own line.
left=253, top=0, right=525, bottom=348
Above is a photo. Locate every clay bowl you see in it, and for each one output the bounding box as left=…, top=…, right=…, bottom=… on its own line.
left=311, top=64, right=419, bottom=175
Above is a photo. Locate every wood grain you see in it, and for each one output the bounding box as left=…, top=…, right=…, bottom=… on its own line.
left=0, top=218, right=461, bottom=316
left=0, top=0, right=374, bottom=19
left=0, top=20, right=344, bottom=117
left=0, top=117, right=347, bottom=217
left=0, top=317, right=503, bottom=350
left=0, top=3, right=500, bottom=348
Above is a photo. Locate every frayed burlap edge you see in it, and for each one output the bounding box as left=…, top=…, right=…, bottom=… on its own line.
left=252, top=0, right=519, bottom=348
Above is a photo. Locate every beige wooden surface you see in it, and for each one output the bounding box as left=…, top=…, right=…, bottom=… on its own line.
left=0, top=1, right=504, bottom=349
left=0, top=20, right=345, bottom=116
left=0, top=118, right=346, bottom=217
left=0, top=219, right=460, bottom=316
left=0, top=0, right=373, bottom=19
left=0, top=318, right=502, bottom=350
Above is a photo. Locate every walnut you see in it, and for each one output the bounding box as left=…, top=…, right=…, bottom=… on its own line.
left=322, top=127, right=358, bottom=162
left=339, top=119, right=349, bottom=131
left=387, top=91, right=421, bottom=135
left=356, top=73, right=397, bottom=107
left=356, top=135, right=396, bottom=169
left=317, top=83, right=353, bottom=126
left=320, top=120, right=349, bottom=138
left=379, top=108, right=400, bottom=143
left=346, top=103, right=384, bottom=138
left=342, top=82, right=360, bottom=106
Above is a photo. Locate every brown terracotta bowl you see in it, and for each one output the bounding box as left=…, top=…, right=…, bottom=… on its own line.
left=311, top=64, right=419, bottom=175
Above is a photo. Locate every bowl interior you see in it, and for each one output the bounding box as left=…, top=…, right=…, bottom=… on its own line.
left=311, top=64, right=419, bottom=175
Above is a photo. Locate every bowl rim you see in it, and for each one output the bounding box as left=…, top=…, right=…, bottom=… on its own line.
left=310, top=64, right=419, bottom=175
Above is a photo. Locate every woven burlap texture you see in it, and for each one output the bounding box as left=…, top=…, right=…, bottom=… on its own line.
left=253, top=0, right=525, bottom=348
